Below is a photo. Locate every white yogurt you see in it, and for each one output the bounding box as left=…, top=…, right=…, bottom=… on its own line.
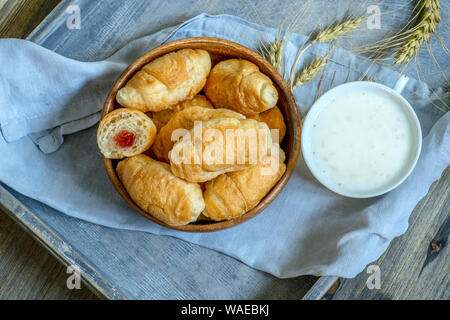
left=309, top=87, right=415, bottom=195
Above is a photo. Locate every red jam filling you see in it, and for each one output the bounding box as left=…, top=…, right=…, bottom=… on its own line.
left=114, top=130, right=135, bottom=148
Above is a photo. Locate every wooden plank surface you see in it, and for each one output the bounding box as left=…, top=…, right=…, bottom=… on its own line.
left=0, top=0, right=61, bottom=38
left=325, top=167, right=449, bottom=300
left=0, top=207, right=98, bottom=299
left=0, top=0, right=448, bottom=300
left=0, top=0, right=97, bottom=300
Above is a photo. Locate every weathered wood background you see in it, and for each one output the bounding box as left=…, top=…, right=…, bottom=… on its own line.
left=0, top=0, right=97, bottom=299
left=0, top=0, right=448, bottom=299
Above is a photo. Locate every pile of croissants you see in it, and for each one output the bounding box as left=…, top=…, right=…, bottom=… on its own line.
left=97, top=48, right=287, bottom=226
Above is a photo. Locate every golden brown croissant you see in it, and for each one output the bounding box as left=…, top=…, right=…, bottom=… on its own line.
left=116, top=154, right=205, bottom=226
left=97, top=108, right=156, bottom=159
left=152, top=106, right=245, bottom=162
left=169, top=118, right=272, bottom=183
left=204, top=59, right=278, bottom=116
left=150, top=94, right=213, bottom=131
left=203, top=144, right=286, bottom=221
left=116, top=49, right=211, bottom=112
left=249, top=106, right=286, bottom=144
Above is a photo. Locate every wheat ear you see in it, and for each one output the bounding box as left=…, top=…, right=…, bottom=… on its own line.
left=395, top=0, right=442, bottom=65
left=292, top=53, right=330, bottom=88
left=312, top=17, right=365, bottom=44
left=289, top=17, right=364, bottom=88
left=267, top=40, right=284, bottom=74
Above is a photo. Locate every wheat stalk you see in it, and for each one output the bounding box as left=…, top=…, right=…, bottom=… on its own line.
left=312, top=17, right=365, bottom=44
left=262, top=16, right=291, bottom=74
left=289, top=17, right=364, bottom=88
left=262, top=2, right=312, bottom=75
left=267, top=39, right=284, bottom=73
left=263, top=15, right=290, bottom=74
left=292, top=53, right=330, bottom=88
left=395, top=0, right=442, bottom=65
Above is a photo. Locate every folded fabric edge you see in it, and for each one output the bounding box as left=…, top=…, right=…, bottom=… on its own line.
left=28, top=112, right=102, bottom=154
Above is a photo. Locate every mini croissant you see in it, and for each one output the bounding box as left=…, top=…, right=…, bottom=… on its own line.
left=150, top=94, right=213, bottom=131
left=169, top=118, right=272, bottom=183
left=249, top=106, right=286, bottom=144
left=97, top=108, right=156, bottom=159
left=204, top=59, right=278, bottom=116
left=203, top=144, right=286, bottom=221
left=152, top=106, right=246, bottom=163
left=116, top=49, right=211, bottom=112
left=116, top=154, right=205, bottom=226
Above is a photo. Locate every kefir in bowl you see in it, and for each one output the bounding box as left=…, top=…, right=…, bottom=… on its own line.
left=301, top=81, right=422, bottom=198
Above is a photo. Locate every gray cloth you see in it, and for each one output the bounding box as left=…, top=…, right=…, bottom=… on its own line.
left=0, top=14, right=448, bottom=278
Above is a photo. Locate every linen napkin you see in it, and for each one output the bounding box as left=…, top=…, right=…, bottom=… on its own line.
left=0, top=14, right=448, bottom=278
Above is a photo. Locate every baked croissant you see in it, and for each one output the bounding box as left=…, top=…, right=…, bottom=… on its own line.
left=169, top=118, right=272, bottom=183
left=116, top=49, right=211, bottom=112
left=204, top=59, right=278, bottom=116
left=203, top=144, right=286, bottom=221
left=116, top=154, right=205, bottom=226
left=152, top=106, right=245, bottom=163
left=150, top=94, right=213, bottom=131
left=97, top=108, right=156, bottom=159
left=249, top=106, right=286, bottom=143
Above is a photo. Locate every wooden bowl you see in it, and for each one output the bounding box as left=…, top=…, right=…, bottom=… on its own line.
left=101, top=37, right=301, bottom=232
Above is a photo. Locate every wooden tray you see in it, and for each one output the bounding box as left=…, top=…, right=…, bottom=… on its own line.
left=0, top=0, right=337, bottom=299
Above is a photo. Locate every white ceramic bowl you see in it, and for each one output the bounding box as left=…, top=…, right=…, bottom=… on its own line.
left=301, top=81, right=422, bottom=198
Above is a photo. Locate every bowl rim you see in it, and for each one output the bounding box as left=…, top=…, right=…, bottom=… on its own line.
left=301, top=80, right=422, bottom=198
left=100, top=37, right=301, bottom=232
